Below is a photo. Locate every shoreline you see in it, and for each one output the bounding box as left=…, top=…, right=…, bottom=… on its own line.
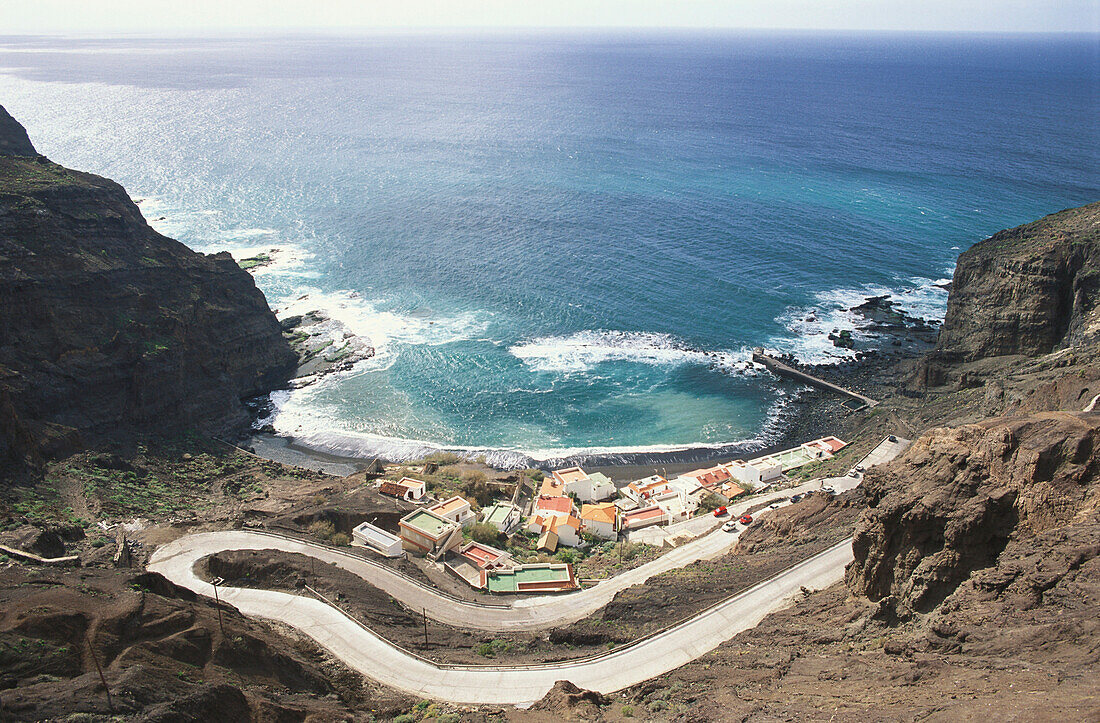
left=243, top=286, right=938, bottom=479
left=243, top=344, right=922, bottom=481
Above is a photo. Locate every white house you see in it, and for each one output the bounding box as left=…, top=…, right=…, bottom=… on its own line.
left=351, top=521, right=403, bottom=557
left=379, top=476, right=427, bottom=501
left=532, top=494, right=576, bottom=519
left=528, top=513, right=583, bottom=548
left=428, top=495, right=476, bottom=527
left=623, top=475, right=671, bottom=503
left=481, top=502, right=522, bottom=534
left=543, top=466, right=616, bottom=503
left=725, top=459, right=782, bottom=486
left=653, top=490, right=697, bottom=523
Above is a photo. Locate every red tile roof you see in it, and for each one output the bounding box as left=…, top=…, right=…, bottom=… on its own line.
left=379, top=481, right=409, bottom=497
left=535, top=495, right=575, bottom=515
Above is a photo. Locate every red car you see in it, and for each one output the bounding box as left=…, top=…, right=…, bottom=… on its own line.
left=713, top=506, right=728, bottom=517
left=739, top=514, right=753, bottom=525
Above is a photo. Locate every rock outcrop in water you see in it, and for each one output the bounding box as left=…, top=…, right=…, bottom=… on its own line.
left=0, top=106, right=296, bottom=469
left=918, top=203, right=1100, bottom=387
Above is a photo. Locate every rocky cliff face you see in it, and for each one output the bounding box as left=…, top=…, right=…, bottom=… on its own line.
left=918, top=203, right=1100, bottom=386
left=0, top=107, right=296, bottom=468
left=847, top=410, right=1099, bottom=616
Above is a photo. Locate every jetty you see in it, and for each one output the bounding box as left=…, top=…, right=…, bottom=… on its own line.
left=752, top=348, right=878, bottom=409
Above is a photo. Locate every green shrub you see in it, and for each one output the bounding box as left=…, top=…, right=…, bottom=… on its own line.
left=699, top=492, right=725, bottom=512
left=393, top=714, right=416, bottom=723
left=331, top=532, right=350, bottom=546
left=622, top=705, right=635, bottom=717
left=474, top=639, right=513, bottom=657
left=308, top=520, right=335, bottom=540
left=555, top=548, right=579, bottom=564
left=468, top=522, right=502, bottom=545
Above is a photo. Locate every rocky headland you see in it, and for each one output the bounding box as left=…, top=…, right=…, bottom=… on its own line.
left=0, top=106, right=297, bottom=470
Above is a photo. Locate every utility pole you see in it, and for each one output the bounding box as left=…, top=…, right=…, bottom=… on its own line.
left=87, top=636, right=114, bottom=713
left=211, top=577, right=226, bottom=638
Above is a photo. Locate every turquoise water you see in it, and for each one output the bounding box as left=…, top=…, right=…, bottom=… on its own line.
left=2, top=32, right=1097, bottom=466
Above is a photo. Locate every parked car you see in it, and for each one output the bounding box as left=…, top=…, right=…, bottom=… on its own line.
left=713, top=506, right=728, bottom=517
left=722, top=520, right=739, bottom=532
left=888, top=435, right=898, bottom=443
left=739, top=514, right=753, bottom=525
left=822, top=487, right=836, bottom=495
left=789, top=494, right=803, bottom=503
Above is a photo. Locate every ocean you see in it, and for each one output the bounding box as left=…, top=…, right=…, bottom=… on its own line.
left=2, top=31, right=1097, bottom=467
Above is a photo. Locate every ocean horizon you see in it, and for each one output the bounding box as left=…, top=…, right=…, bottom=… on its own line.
left=3, top=31, right=1096, bottom=467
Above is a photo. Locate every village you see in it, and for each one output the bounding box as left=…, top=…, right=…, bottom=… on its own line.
left=349, top=436, right=850, bottom=594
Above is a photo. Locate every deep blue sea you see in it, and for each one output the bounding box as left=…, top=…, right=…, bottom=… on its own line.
left=2, top=32, right=1097, bottom=466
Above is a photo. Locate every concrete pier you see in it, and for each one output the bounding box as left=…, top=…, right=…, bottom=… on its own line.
left=752, top=348, right=878, bottom=409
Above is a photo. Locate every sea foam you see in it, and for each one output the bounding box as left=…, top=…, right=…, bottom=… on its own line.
left=508, top=330, right=756, bottom=375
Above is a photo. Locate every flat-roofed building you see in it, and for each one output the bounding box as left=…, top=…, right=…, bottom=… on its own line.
left=623, top=474, right=670, bottom=503
left=725, top=459, right=782, bottom=487
left=654, top=492, right=696, bottom=523
left=398, top=508, right=460, bottom=556
left=485, top=563, right=578, bottom=594
left=351, top=521, right=403, bottom=557
left=444, top=541, right=515, bottom=588
left=543, top=466, right=616, bottom=502
left=428, top=495, right=476, bottom=527
left=580, top=502, right=618, bottom=540
left=481, top=502, right=522, bottom=534
left=621, top=505, right=668, bottom=531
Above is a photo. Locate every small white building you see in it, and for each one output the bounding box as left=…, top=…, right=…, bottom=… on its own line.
left=481, top=502, right=522, bottom=534
left=544, top=466, right=616, bottom=503
left=623, top=475, right=671, bottom=503
left=653, top=491, right=697, bottom=523
left=351, top=521, right=403, bottom=558
left=379, top=476, right=428, bottom=501
left=725, top=459, right=782, bottom=486
left=428, top=495, right=476, bottom=527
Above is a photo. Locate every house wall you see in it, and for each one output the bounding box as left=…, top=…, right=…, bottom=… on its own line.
left=582, top=518, right=616, bottom=540
left=399, top=526, right=440, bottom=555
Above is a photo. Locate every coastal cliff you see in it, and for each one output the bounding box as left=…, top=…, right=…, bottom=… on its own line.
left=918, top=203, right=1100, bottom=387
left=851, top=202, right=1100, bottom=615
left=0, top=107, right=296, bottom=468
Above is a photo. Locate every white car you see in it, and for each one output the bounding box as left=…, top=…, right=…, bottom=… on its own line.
left=722, top=520, right=738, bottom=532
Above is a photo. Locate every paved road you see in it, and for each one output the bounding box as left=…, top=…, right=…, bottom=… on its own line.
left=152, top=535, right=852, bottom=705
left=149, top=476, right=857, bottom=631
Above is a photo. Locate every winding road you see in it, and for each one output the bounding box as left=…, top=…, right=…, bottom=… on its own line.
left=147, top=440, right=906, bottom=705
